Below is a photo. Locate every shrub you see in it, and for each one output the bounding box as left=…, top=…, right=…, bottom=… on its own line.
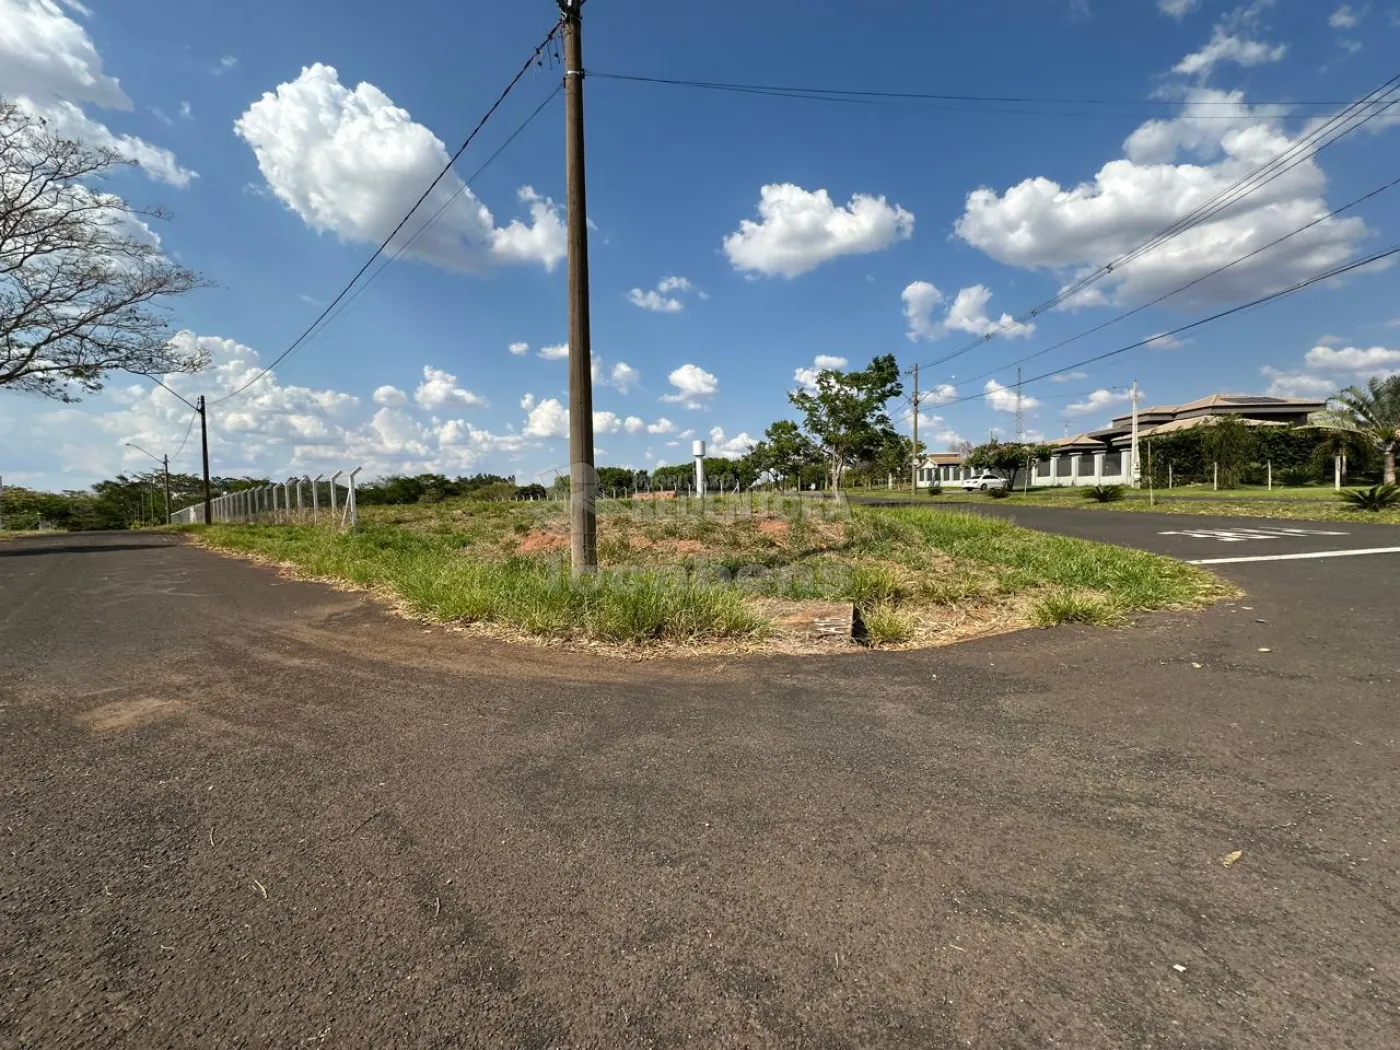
left=1278, top=466, right=1313, bottom=487
left=986, top=487, right=1012, bottom=499
left=1083, top=484, right=1126, bottom=503
left=1339, top=484, right=1400, bottom=512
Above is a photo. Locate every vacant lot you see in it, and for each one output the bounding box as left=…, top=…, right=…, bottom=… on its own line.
left=181, top=498, right=1229, bottom=651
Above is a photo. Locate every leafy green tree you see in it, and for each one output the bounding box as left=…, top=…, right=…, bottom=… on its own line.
left=515, top=483, right=548, bottom=501
left=788, top=355, right=904, bottom=492
left=1201, top=415, right=1259, bottom=489
left=1318, top=375, right=1400, bottom=485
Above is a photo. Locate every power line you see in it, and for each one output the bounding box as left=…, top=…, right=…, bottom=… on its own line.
left=938, top=170, right=1400, bottom=394
left=927, top=242, right=1400, bottom=414
left=212, top=21, right=564, bottom=406
left=591, top=71, right=1352, bottom=113
left=170, top=408, right=198, bottom=462
left=909, top=71, right=1400, bottom=375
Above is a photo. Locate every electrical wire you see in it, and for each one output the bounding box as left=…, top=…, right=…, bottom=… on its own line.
left=908, top=71, right=1400, bottom=375
left=935, top=170, right=1400, bottom=394
left=925, top=241, right=1400, bottom=414
left=212, top=21, right=564, bottom=406
left=170, top=407, right=198, bottom=462
left=591, top=71, right=1352, bottom=112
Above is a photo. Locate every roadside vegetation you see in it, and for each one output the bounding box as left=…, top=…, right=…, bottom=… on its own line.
left=179, top=497, right=1230, bottom=653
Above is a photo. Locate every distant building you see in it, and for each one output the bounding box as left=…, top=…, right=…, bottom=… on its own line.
left=916, top=452, right=970, bottom=488
left=1034, top=393, right=1326, bottom=487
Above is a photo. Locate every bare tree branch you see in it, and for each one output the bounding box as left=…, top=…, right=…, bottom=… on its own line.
left=0, top=100, right=210, bottom=401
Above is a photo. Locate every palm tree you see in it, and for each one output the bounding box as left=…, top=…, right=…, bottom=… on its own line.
left=1317, top=376, right=1400, bottom=485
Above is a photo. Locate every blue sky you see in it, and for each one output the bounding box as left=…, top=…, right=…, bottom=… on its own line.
left=3, top=0, right=1399, bottom=490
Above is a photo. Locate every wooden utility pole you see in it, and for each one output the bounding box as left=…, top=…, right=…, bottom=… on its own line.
left=559, top=0, right=597, bottom=574
left=910, top=363, right=920, bottom=496
left=198, top=395, right=212, bottom=524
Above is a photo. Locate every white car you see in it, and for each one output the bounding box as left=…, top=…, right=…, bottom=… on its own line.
left=961, top=471, right=1008, bottom=492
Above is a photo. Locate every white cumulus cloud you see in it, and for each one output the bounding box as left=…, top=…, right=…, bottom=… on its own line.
left=646, top=417, right=675, bottom=434
left=723, top=183, right=914, bottom=278
left=0, top=0, right=194, bottom=186
left=903, top=283, right=1033, bottom=341
left=372, top=385, right=407, bottom=407
left=413, top=366, right=486, bottom=410
left=708, top=427, right=756, bottom=460
left=1064, top=388, right=1133, bottom=417
left=984, top=379, right=1041, bottom=413
left=661, top=364, right=718, bottom=409
left=627, top=275, right=702, bottom=312
left=234, top=64, right=565, bottom=273
left=1304, top=344, right=1400, bottom=371
left=538, top=343, right=570, bottom=361
left=954, top=85, right=1367, bottom=307
left=793, top=354, right=849, bottom=392
left=11, top=331, right=546, bottom=488
left=609, top=361, right=640, bottom=393
left=508, top=342, right=529, bottom=356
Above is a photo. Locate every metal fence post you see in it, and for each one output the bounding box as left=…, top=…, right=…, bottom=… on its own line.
left=311, top=474, right=323, bottom=522
left=329, top=470, right=342, bottom=518
left=346, top=467, right=362, bottom=530
left=297, top=476, right=308, bottom=519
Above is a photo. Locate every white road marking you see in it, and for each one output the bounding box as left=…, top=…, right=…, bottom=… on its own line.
left=1188, top=547, right=1400, bottom=565
left=1159, top=526, right=1349, bottom=543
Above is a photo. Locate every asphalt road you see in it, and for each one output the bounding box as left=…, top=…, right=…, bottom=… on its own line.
left=2, top=530, right=1398, bottom=1049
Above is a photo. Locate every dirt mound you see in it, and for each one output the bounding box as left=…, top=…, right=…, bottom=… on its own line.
left=517, top=530, right=569, bottom=554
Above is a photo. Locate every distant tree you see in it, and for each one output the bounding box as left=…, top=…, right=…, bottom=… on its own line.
left=471, top=480, right=516, bottom=502
left=1318, top=375, right=1400, bottom=485
left=0, top=101, right=208, bottom=400
left=748, top=419, right=818, bottom=489
left=965, top=441, right=1053, bottom=489
left=515, top=483, right=547, bottom=501
left=595, top=466, right=637, bottom=494
left=1201, top=415, right=1258, bottom=489
left=788, top=355, right=904, bottom=492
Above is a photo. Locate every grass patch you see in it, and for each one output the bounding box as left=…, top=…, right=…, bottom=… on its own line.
left=1028, top=589, right=1123, bottom=628
left=180, top=497, right=1230, bottom=652
left=861, top=603, right=916, bottom=645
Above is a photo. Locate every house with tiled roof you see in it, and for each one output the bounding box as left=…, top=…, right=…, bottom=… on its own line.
left=1030, top=394, right=1326, bottom=488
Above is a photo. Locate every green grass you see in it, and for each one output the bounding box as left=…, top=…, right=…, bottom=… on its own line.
left=1028, top=590, right=1123, bottom=628
left=180, top=497, right=1230, bottom=649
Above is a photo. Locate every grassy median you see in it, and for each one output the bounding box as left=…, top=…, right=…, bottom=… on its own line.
left=180, top=498, right=1231, bottom=651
